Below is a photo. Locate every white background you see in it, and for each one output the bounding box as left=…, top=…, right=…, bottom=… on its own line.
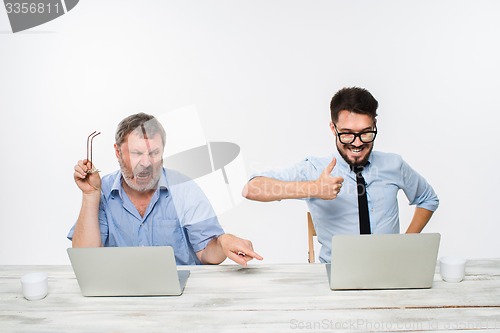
left=1, top=0, right=499, bottom=264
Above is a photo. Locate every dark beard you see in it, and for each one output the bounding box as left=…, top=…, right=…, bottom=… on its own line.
left=336, top=143, right=373, bottom=167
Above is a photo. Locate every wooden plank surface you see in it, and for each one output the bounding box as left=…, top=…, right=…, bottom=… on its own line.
left=1, top=260, right=499, bottom=332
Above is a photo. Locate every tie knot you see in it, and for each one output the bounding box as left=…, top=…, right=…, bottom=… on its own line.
left=352, top=165, right=364, bottom=175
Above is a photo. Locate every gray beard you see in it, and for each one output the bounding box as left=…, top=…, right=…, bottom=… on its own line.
left=118, top=157, right=161, bottom=192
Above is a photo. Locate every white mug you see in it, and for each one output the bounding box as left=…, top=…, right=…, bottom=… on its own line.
left=21, top=272, right=48, bottom=301
left=439, top=256, right=466, bottom=283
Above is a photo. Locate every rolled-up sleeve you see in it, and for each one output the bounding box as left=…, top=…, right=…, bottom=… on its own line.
left=168, top=176, right=224, bottom=253
left=249, top=158, right=322, bottom=183
left=401, top=160, right=439, bottom=212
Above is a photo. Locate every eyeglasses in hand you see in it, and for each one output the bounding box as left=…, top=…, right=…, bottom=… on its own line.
left=86, top=131, right=101, bottom=174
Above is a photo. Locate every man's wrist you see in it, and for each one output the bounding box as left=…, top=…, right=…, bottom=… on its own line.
left=81, top=192, right=101, bottom=205
left=216, top=233, right=230, bottom=245
left=302, top=181, right=318, bottom=198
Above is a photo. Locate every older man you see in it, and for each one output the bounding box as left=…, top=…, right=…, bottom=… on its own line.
left=70, top=113, right=262, bottom=266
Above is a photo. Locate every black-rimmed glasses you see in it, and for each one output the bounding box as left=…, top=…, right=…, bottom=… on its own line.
left=334, top=125, right=377, bottom=144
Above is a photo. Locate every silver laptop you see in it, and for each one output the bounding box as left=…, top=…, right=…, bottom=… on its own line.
left=326, top=233, right=440, bottom=290
left=67, top=246, right=190, bottom=296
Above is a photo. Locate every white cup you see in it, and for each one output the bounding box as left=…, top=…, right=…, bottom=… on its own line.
left=439, top=256, right=466, bottom=283
left=21, top=272, right=48, bottom=301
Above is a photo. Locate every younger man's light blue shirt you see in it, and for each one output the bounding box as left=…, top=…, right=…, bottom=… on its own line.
left=68, top=168, right=224, bottom=265
left=251, top=151, right=439, bottom=263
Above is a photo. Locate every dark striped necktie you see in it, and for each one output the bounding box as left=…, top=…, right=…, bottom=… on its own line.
left=353, top=165, right=371, bottom=234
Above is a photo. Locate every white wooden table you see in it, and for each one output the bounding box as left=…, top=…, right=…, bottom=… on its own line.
left=1, top=260, right=500, bottom=332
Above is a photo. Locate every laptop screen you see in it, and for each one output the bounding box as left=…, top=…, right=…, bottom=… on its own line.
left=67, top=246, right=189, bottom=296
left=327, top=233, right=441, bottom=290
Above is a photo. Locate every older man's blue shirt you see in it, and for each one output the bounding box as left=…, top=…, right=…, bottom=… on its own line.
left=68, top=168, right=224, bottom=265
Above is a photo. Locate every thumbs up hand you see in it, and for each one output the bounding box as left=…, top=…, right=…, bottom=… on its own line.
left=312, top=157, right=344, bottom=200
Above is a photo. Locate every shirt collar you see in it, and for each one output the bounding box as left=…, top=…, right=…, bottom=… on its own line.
left=332, top=150, right=373, bottom=175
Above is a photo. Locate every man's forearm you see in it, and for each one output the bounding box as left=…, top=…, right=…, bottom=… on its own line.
left=242, top=177, right=317, bottom=202
left=405, top=207, right=434, bottom=233
left=197, top=237, right=226, bottom=265
left=72, top=194, right=102, bottom=247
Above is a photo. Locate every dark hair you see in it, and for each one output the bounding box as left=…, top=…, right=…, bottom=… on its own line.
left=115, top=112, right=166, bottom=147
left=330, top=87, right=378, bottom=123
